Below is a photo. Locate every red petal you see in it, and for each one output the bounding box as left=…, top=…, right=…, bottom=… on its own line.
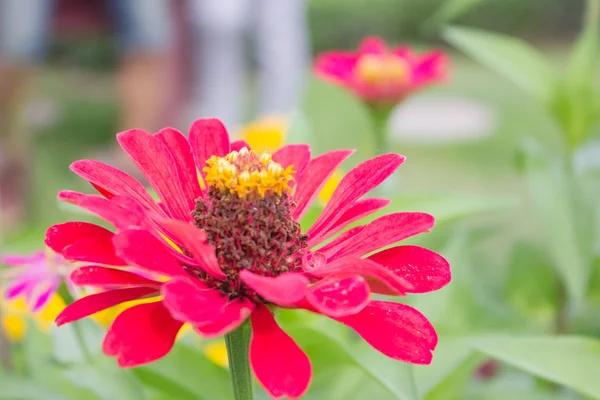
left=58, top=190, right=87, bottom=204
left=230, top=140, right=251, bottom=151
left=309, top=154, right=405, bottom=237
left=335, top=300, right=437, bottom=364
left=65, top=193, right=153, bottom=231
left=112, top=229, right=187, bottom=278
left=161, top=279, right=228, bottom=325
left=71, top=266, right=161, bottom=287
left=56, top=287, right=158, bottom=326
left=307, top=256, right=412, bottom=295
left=367, top=246, right=451, bottom=294
left=117, top=129, right=192, bottom=222
left=239, top=270, right=309, bottom=306
left=292, top=150, right=354, bottom=221
left=305, top=275, right=370, bottom=317
left=314, top=51, right=359, bottom=85
left=189, top=118, right=230, bottom=176
left=157, top=127, right=204, bottom=205
left=307, top=198, right=390, bottom=247
left=359, top=37, right=387, bottom=55
left=45, top=222, right=114, bottom=253
left=195, top=298, right=255, bottom=337
left=318, top=212, right=435, bottom=260
left=159, top=219, right=226, bottom=280
left=250, top=304, right=311, bottom=399
left=103, top=301, right=183, bottom=367
left=272, top=144, right=311, bottom=179
left=62, top=237, right=126, bottom=266
left=70, top=160, right=161, bottom=213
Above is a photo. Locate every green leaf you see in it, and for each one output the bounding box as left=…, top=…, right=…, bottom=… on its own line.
left=414, top=338, right=483, bottom=400
left=388, top=193, right=515, bottom=226
left=286, top=325, right=419, bottom=400
left=139, top=343, right=232, bottom=400
left=0, top=376, right=69, bottom=400
left=523, top=144, right=592, bottom=309
left=423, top=0, right=487, bottom=30
left=469, top=335, right=600, bottom=399
left=565, top=0, right=600, bottom=91
left=505, top=242, right=557, bottom=327
left=133, top=369, right=199, bottom=400
left=443, top=26, right=557, bottom=104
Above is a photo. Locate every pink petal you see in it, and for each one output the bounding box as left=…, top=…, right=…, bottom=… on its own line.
left=4, top=281, right=29, bottom=299
left=112, top=229, right=188, bottom=278
left=161, top=278, right=227, bottom=325
left=62, top=237, right=126, bottom=266
left=359, top=36, right=387, bottom=55
left=159, top=219, right=225, bottom=279
left=56, top=286, right=159, bottom=326
left=70, top=266, right=162, bottom=288
left=156, top=127, right=204, bottom=203
left=309, top=154, right=405, bottom=237
left=307, top=256, right=412, bottom=295
left=70, top=160, right=161, bottom=213
left=318, top=212, right=435, bottom=261
left=307, top=198, right=390, bottom=247
left=1, top=251, right=45, bottom=266
left=103, top=301, right=183, bottom=367
left=314, top=51, right=359, bottom=85
left=188, top=118, right=230, bottom=176
left=292, top=150, right=354, bottom=221
left=32, top=284, right=58, bottom=312
left=63, top=193, right=154, bottom=231
left=117, top=129, right=192, bottom=222
left=412, top=51, right=448, bottom=87
left=272, top=144, right=311, bottom=179
left=45, top=222, right=114, bottom=253
left=305, top=275, right=370, bottom=318
left=335, top=300, right=437, bottom=365
left=58, top=190, right=87, bottom=205
left=367, top=246, right=451, bottom=294
left=195, top=298, right=255, bottom=337
left=239, top=270, right=309, bottom=306
left=250, top=304, right=311, bottom=399
left=230, top=140, right=251, bottom=151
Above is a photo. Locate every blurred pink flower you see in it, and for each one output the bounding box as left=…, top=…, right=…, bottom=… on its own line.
left=2, top=248, right=74, bottom=312
left=314, top=36, right=447, bottom=106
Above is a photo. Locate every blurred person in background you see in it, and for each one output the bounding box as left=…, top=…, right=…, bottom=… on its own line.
left=0, top=0, right=174, bottom=231
left=187, top=0, right=310, bottom=130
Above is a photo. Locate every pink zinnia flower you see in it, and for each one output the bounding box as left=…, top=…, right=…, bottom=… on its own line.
left=48, top=118, right=451, bottom=398
left=2, top=249, right=74, bottom=312
left=314, top=36, right=447, bottom=106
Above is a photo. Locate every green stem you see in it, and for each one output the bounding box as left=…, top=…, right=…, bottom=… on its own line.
left=225, top=321, right=254, bottom=400
left=368, top=105, right=393, bottom=156
left=58, top=283, right=92, bottom=363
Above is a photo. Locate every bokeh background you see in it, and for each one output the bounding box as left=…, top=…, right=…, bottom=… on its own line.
left=2, top=0, right=600, bottom=399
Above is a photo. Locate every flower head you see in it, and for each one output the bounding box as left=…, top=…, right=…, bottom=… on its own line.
left=314, top=36, right=447, bottom=106
left=48, top=118, right=451, bottom=398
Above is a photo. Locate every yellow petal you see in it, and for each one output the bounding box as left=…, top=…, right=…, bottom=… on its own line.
left=2, top=315, right=26, bottom=342
left=239, top=115, right=287, bottom=153
left=204, top=340, right=229, bottom=368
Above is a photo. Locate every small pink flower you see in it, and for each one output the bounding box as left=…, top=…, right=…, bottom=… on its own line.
left=314, top=36, right=447, bottom=106
left=2, top=249, right=74, bottom=312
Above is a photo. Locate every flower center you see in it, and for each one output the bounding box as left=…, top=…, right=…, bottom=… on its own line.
left=193, top=148, right=307, bottom=299
left=355, top=54, right=409, bottom=86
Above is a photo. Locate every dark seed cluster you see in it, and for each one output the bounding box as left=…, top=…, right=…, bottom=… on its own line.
left=192, top=187, right=308, bottom=297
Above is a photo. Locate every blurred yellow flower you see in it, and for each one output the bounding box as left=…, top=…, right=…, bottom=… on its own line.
left=239, top=115, right=342, bottom=203
left=204, top=340, right=229, bottom=368
left=1, top=294, right=65, bottom=342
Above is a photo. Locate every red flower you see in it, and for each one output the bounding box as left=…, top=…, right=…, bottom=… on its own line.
left=314, top=36, right=447, bottom=106
left=48, top=118, right=450, bottom=399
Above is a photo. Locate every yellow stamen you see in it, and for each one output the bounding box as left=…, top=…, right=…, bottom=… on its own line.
left=355, top=54, right=409, bottom=86
left=203, top=149, right=294, bottom=199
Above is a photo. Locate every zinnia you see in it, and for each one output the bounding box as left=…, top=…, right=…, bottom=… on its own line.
left=48, top=118, right=450, bottom=398
left=314, top=36, right=447, bottom=106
